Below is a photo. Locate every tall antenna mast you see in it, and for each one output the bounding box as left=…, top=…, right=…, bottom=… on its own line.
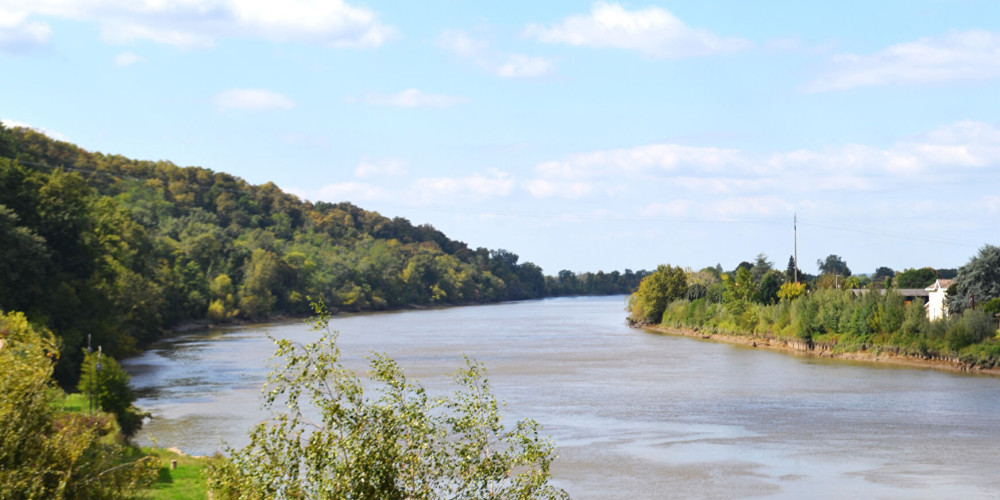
left=794, top=213, right=798, bottom=284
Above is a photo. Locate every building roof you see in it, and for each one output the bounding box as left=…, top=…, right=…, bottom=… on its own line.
left=851, top=288, right=929, bottom=297
left=926, top=279, right=953, bottom=292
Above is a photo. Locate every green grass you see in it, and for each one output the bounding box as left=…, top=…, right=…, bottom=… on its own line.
left=53, top=392, right=89, bottom=412
left=142, top=448, right=213, bottom=500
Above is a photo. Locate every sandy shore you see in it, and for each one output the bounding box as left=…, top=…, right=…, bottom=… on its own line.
left=642, top=324, right=1000, bottom=376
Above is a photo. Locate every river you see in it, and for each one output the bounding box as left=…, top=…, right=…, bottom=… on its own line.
left=123, top=296, right=1000, bottom=499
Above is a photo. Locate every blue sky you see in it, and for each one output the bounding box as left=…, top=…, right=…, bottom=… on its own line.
left=3, top=1, right=1000, bottom=276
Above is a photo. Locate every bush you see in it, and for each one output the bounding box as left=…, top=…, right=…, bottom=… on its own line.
left=790, top=295, right=818, bottom=340
left=946, top=309, right=994, bottom=352
left=0, top=311, right=157, bottom=499
left=208, top=306, right=568, bottom=499
left=899, top=298, right=929, bottom=339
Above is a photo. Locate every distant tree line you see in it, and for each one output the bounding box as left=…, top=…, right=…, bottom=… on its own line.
left=0, top=124, right=646, bottom=387
left=628, top=247, right=1000, bottom=369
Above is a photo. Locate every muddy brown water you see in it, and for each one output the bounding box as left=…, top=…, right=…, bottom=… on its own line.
left=124, top=296, right=1000, bottom=499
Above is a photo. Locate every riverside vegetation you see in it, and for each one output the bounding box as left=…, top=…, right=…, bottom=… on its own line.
left=1, top=305, right=567, bottom=499
left=1, top=308, right=214, bottom=499
left=628, top=248, right=1000, bottom=371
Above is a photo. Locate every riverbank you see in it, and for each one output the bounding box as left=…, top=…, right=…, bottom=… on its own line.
left=642, top=324, right=1000, bottom=376
left=142, top=447, right=213, bottom=499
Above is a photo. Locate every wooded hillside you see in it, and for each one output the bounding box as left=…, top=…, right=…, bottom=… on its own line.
left=0, top=124, right=646, bottom=385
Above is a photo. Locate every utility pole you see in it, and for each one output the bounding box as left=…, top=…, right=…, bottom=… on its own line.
left=794, top=213, right=798, bottom=284
left=87, top=334, right=93, bottom=415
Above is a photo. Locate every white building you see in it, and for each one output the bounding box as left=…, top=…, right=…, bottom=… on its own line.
left=925, top=279, right=952, bottom=321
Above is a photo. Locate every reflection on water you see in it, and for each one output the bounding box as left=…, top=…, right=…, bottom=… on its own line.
left=123, top=296, right=1000, bottom=499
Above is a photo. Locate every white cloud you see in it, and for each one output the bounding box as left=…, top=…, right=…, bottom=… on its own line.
left=437, top=28, right=553, bottom=78
left=804, top=30, right=1000, bottom=92
left=524, top=2, right=749, bottom=58
left=526, top=121, right=1000, bottom=198
left=671, top=177, right=778, bottom=194
left=102, top=23, right=213, bottom=49
left=1, top=118, right=68, bottom=140
left=496, top=54, right=553, bottom=78
left=114, top=51, right=142, bottom=66
left=412, top=169, right=515, bottom=202
left=354, top=159, right=406, bottom=178
left=535, top=144, right=747, bottom=180
left=0, top=8, right=51, bottom=53
left=770, top=121, right=1000, bottom=174
left=0, top=0, right=393, bottom=49
left=366, top=89, right=467, bottom=108
left=213, top=88, right=295, bottom=111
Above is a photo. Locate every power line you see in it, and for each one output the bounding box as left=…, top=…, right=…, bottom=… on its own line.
left=798, top=219, right=977, bottom=247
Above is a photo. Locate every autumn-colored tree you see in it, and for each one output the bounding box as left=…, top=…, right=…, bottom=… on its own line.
left=777, top=282, right=807, bottom=302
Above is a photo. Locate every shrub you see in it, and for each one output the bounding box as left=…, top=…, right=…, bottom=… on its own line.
left=1, top=311, right=157, bottom=498
left=946, top=309, right=994, bottom=352
left=208, top=307, right=568, bottom=499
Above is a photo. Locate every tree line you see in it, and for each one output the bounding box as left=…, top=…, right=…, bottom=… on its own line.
left=0, top=124, right=647, bottom=387
left=628, top=247, right=1000, bottom=369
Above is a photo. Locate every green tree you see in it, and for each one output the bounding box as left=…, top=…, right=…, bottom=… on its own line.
left=0, top=311, right=157, bottom=499
left=77, top=350, right=148, bottom=439
left=872, top=266, right=895, bottom=284
left=207, top=307, right=567, bottom=499
left=785, top=255, right=803, bottom=283
left=899, top=298, right=930, bottom=338
left=750, top=253, right=774, bottom=283
left=238, top=247, right=293, bottom=319
left=0, top=121, right=16, bottom=159
left=936, top=268, right=958, bottom=279
left=817, top=254, right=851, bottom=277
left=628, top=264, right=688, bottom=324
left=755, top=270, right=783, bottom=305
left=949, top=244, right=1000, bottom=314
left=895, top=267, right=937, bottom=288
left=723, top=267, right=757, bottom=321
left=0, top=204, right=48, bottom=310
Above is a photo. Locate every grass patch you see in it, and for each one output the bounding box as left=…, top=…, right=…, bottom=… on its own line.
left=142, top=448, right=213, bottom=500
left=51, top=391, right=89, bottom=412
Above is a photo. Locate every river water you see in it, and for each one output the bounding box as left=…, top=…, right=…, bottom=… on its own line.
left=123, top=296, right=1000, bottom=499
